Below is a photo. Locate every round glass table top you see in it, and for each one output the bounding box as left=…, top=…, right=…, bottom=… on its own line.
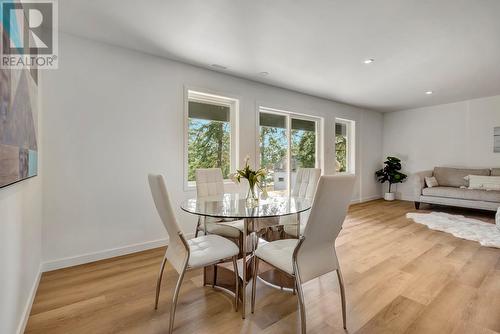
left=180, top=193, right=312, bottom=219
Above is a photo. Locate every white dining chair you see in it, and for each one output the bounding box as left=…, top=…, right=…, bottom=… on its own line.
left=251, top=175, right=355, bottom=333
left=282, top=168, right=321, bottom=237
left=194, top=168, right=245, bottom=240
left=148, top=174, right=240, bottom=334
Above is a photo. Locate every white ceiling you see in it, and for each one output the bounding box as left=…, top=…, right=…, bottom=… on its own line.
left=59, top=0, right=500, bottom=112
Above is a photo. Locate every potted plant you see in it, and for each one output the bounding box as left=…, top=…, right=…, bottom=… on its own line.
left=375, top=156, right=407, bottom=201
left=230, top=155, right=267, bottom=207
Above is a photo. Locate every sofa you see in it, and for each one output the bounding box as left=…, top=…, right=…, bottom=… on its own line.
left=411, top=167, right=500, bottom=211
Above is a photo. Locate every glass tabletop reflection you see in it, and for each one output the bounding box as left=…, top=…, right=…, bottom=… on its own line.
left=180, top=193, right=312, bottom=219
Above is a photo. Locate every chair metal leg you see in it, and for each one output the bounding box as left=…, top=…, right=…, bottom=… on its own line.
left=241, top=233, right=245, bottom=252
left=251, top=256, right=259, bottom=313
left=212, top=264, right=218, bottom=288
left=296, top=213, right=301, bottom=239
left=195, top=216, right=201, bottom=238
left=154, top=255, right=168, bottom=309
left=241, top=218, right=250, bottom=319
left=168, top=267, right=187, bottom=334
left=336, top=269, right=347, bottom=330
left=203, top=216, right=208, bottom=236
left=232, top=256, right=239, bottom=311
left=295, top=276, right=307, bottom=334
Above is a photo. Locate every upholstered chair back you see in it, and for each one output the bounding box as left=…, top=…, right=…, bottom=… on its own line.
left=195, top=168, right=225, bottom=197
left=280, top=168, right=321, bottom=228
left=148, top=174, right=188, bottom=273
left=292, top=168, right=321, bottom=199
left=297, top=175, right=355, bottom=283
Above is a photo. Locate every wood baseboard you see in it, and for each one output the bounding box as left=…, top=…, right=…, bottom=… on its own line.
left=41, top=237, right=176, bottom=272
left=351, top=195, right=383, bottom=204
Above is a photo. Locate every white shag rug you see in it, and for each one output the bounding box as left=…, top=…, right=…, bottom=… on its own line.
left=406, top=212, right=500, bottom=248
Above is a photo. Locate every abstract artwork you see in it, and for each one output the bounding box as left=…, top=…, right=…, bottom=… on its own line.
left=0, top=9, right=39, bottom=188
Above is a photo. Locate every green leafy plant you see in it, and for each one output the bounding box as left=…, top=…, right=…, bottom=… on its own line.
left=230, top=155, right=267, bottom=191
left=375, top=156, right=407, bottom=193
left=335, top=134, right=347, bottom=172
left=187, top=119, right=230, bottom=181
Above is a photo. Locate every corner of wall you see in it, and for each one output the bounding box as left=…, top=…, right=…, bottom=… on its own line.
left=16, top=264, right=43, bottom=334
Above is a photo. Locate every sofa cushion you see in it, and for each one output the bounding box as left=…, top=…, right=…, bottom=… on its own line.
left=467, top=175, right=500, bottom=191
left=491, top=168, right=500, bottom=176
left=433, top=167, right=490, bottom=188
left=422, top=186, right=500, bottom=202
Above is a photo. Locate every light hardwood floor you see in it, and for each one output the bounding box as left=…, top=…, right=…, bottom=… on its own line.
left=25, top=200, right=500, bottom=334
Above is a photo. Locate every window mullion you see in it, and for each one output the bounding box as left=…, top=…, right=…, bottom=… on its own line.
left=286, top=114, right=292, bottom=197
left=315, top=120, right=319, bottom=169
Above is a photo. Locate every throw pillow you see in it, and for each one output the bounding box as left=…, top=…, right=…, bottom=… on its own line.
left=486, top=184, right=500, bottom=191
left=467, top=175, right=500, bottom=190
left=425, top=176, right=439, bottom=188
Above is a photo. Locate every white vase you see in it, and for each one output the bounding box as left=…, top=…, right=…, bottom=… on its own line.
left=245, top=185, right=259, bottom=207
left=384, top=192, right=395, bottom=201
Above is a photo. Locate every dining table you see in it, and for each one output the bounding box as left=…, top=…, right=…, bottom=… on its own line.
left=180, top=192, right=312, bottom=318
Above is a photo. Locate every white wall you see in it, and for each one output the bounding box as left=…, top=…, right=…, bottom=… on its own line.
left=383, top=95, right=500, bottom=199
left=41, top=33, right=383, bottom=268
left=0, top=81, right=42, bottom=334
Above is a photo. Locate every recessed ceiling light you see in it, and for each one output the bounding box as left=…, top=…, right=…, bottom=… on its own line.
left=211, top=64, right=227, bottom=70
left=259, top=71, right=269, bottom=76
left=425, top=90, right=433, bottom=95
left=363, top=58, right=375, bottom=64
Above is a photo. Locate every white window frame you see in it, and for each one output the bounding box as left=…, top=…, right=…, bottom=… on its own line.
left=256, top=106, right=323, bottom=195
left=184, top=89, right=239, bottom=190
left=335, top=118, right=356, bottom=175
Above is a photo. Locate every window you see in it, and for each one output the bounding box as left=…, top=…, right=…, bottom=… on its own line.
left=185, top=90, right=238, bottom=185
left=335, top=119, right=355, bottom=174
left=259, top=107, right=321, bottom=195
left=291, top=118, right=316, bottom=171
